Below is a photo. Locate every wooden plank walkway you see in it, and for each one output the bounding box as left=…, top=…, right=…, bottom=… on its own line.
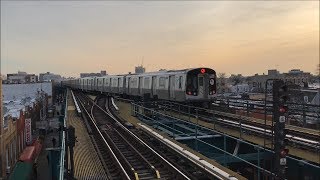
left=67, top=90, right=107, bottom=179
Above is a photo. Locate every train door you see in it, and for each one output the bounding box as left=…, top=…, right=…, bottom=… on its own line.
left=117, top=78, right=120, bottom=93
left=139, top=77, right=143, bottom=94
left=128, top=77, right=131, bottom=94
left=198, top=74, right=209, bottom=99
left=122, top=77, right=126, bottom=94
left=151, top=76, right=157, bottom=97
left=198, top=75, right=204, bottom=99
left=169, top=75, right=175, bottom=99
left=102, top=78, right=105, bottom=92
left=109, top=78, right=112, bottom=93
left=86, top=79, right=88, bottom=91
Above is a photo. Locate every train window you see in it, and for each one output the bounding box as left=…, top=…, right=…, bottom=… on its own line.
left=199, top=77, right=203, bottom=86
left=144, top=77, right=150, bottom=88
left=186, top=75, right=198, bottom=94
left=132, top=78, right=138, bottom=87
left=159, top=77, right=165, bottom=88
left=179, top=76, right=182, bottom=89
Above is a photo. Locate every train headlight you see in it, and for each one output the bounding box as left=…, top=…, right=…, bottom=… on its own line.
left=209, top=79, right=215, bottom=85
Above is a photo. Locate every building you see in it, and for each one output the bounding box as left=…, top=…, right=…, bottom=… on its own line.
left=100, top=70, right=107, bottom=76
left=80, top=70, right=107, bottom=78
left=39, top=72, right=62, bottom=82
left=6, top=71, right=38, bottom=84
left=247, top=69, right=312, bottom=93
left=26, top=74, right=38, bottom=83
left=0, top=81, right=51, bottom=178
left=282, top=69, right=311, bottom=86
left=0, top=77, right=23, bottom=178
left=135, top=65, right=145, bottom=74
left=230, top=84, right=250, bottom=94
left=216, top=74, right=230, bottom=94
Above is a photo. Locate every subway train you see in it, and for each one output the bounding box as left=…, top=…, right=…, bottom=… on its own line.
left=63, top=68, right=217, bottom=102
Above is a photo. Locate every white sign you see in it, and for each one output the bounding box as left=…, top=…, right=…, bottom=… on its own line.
left=279, top=116, right=286, bottom=123
left=25, top=118, right=32, bottom=145
left=210, top=79, right=215, bottom=85
left=280, top=158, right=287, bottom=165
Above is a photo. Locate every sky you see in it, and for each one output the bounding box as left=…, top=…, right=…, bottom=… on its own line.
left=1, top=1, right=319, bottom=77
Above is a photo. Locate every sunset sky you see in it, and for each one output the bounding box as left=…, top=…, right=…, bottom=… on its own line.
left=1, top=1, right=319, bottom=77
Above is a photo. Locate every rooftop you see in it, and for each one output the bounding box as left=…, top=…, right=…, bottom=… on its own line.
left=2, top=82, right=52, bottom=125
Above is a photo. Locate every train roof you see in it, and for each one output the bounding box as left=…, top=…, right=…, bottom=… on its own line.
left=123, top=67, right=215, bottom=76
left=68, top=67, right=215, bottom=81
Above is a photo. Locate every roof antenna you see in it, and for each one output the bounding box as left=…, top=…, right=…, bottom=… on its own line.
left=141, top=56, right=144, bottom=66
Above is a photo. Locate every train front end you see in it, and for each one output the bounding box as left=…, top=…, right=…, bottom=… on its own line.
left=185, top=68, right=216, bottom=102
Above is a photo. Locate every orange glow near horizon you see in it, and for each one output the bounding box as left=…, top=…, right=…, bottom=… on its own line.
left=1, top=1, right=319, bottom=77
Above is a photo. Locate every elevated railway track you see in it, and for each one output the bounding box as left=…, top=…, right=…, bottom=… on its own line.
left=74, top=91, right=237, bottom=179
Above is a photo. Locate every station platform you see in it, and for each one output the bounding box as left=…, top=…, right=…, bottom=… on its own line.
left=116, top=100, right=320, bottom=164
left=115, top=100, right=246, bottom=180
left=37, top=124, right=60, bottom=180
left=66, top=90, right=107, bottom=179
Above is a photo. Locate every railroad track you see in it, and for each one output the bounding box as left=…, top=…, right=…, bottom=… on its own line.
left=75, top=92, right=225, bottom=180
left=76, top=93, right=130, bottom=179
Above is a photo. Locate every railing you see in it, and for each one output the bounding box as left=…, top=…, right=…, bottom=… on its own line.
left=131, top=102, right=320, bottom=179
left=59, top=90, right=67, bottom=180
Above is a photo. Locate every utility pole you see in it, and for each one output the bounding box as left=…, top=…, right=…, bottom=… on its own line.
left=273, top=80, right=289, bottom=179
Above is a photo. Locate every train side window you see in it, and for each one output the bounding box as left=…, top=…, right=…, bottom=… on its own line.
left=179, top=76, right=182, bottom=89
left=144, top=77, right=150, bottom=88
left=159, top=77, right=165, bottom=88
left=132, top=78, right=138, bottom=88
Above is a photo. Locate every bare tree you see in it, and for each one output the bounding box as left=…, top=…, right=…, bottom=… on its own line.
left=218, top=73, right=226, bottom=79
left=229, top=74, right=244, bottom=85
left=217, top=73, right=227, bottom=93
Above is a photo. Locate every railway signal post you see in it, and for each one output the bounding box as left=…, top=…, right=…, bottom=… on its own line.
left=272, top=80, right=289, bottom=179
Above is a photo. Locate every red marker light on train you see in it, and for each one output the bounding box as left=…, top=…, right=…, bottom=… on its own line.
left=279, top=106, right=287, bottom=113
left=200, top=68, right=206, bottom=74
left=280, top=149, right=289, bottom=157
left=188, top=91, right=192, bottom=95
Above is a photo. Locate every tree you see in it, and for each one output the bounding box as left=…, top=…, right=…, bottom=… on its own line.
left=229, top=74, right=244, bottom=85
left=217, top=73, right=227, bottom=93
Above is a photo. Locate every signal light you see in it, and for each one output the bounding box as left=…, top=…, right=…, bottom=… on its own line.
left=188, top=91, right=191, bottom=95
left=280, top=149, right=289, bottom=157
left=279, top=106, right=288, bottom=113
left=200, top=68, right=206, bottom=74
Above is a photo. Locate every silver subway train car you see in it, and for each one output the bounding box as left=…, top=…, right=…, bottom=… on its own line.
left=63, top=68, right=217, bottom=102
